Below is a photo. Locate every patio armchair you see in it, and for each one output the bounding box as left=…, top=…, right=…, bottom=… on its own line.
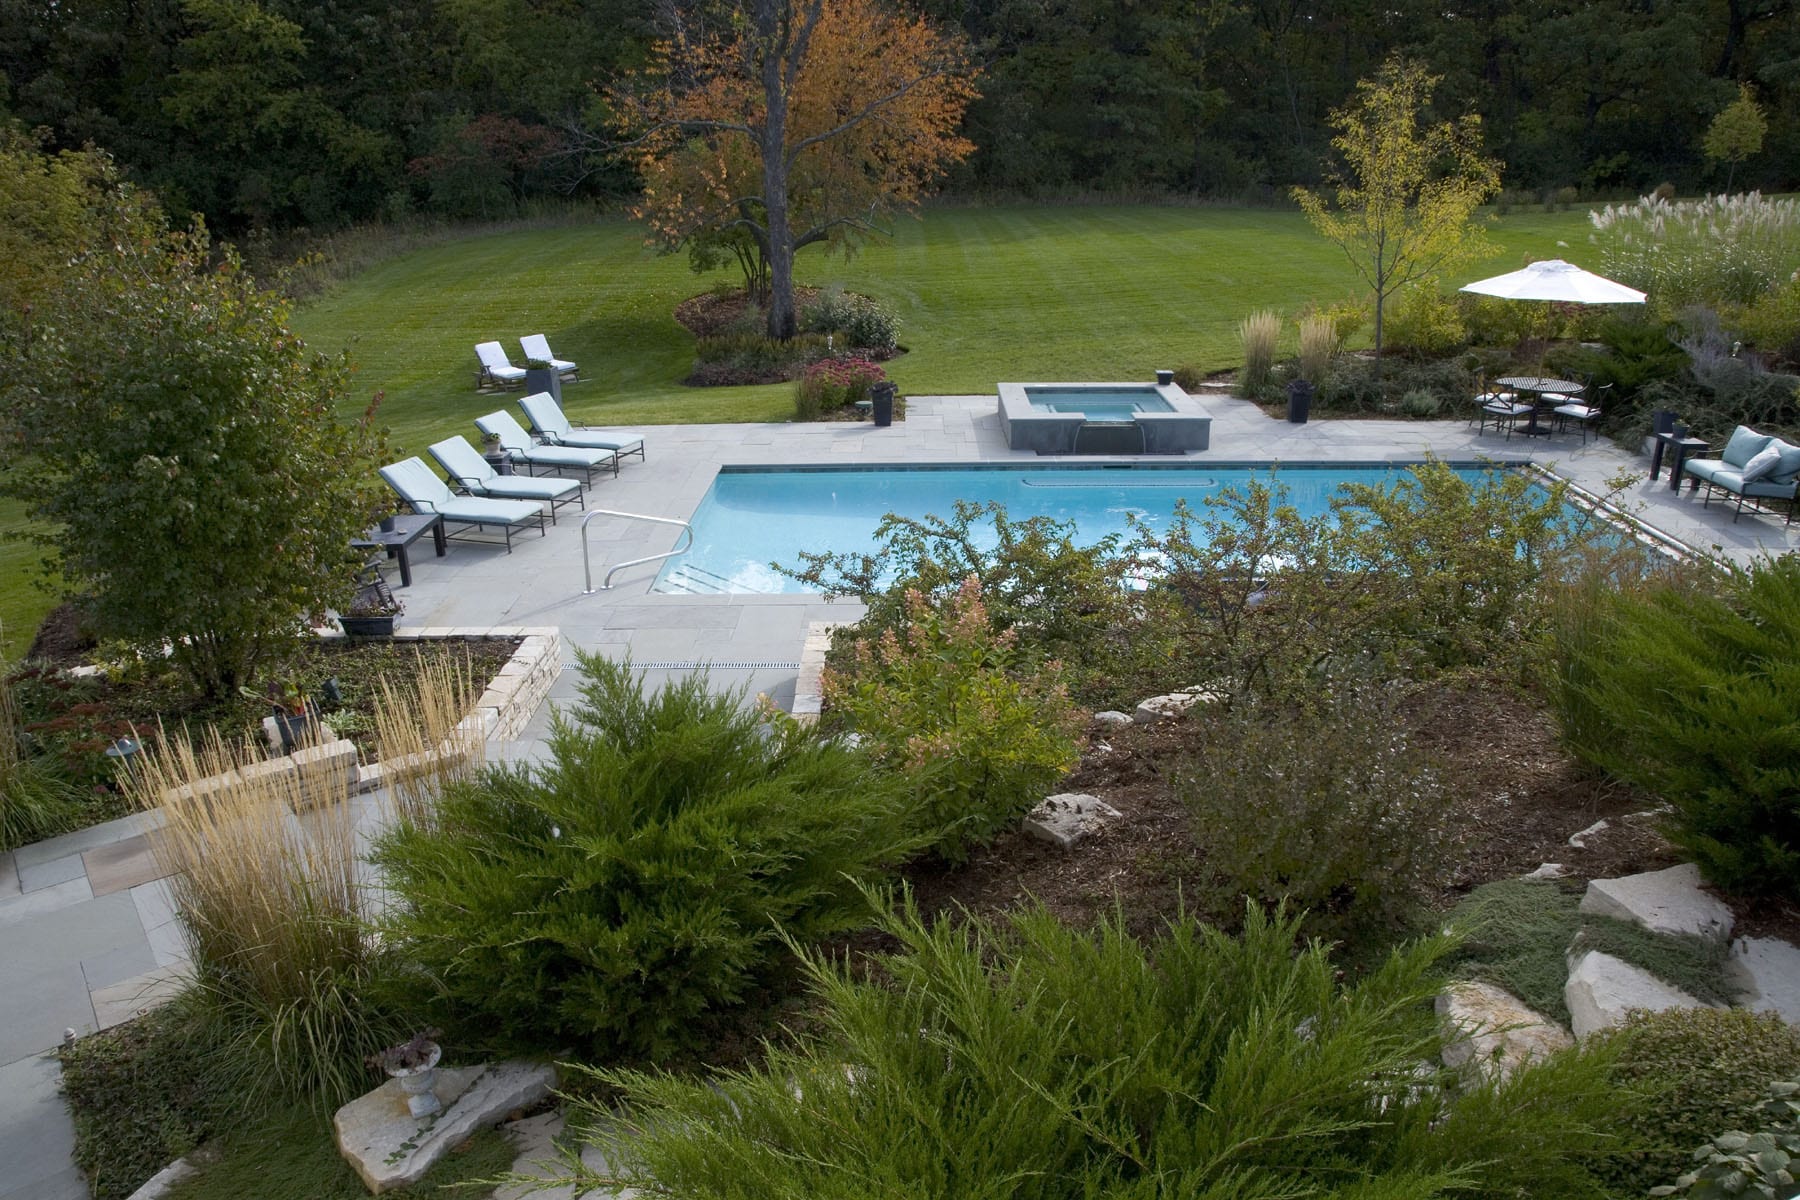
left=1680, top=424, right=1800, bottom=524
left=1552, top=382, right=1608, bottom=444
left=427, top=436, right=585, bottom=522
left=519, top=334, right=578, bottom=381
left=1472, top=378, right=1532, bottom=439
left=474, top=410, right=620, bottom=480
left=378, top=456, right=547, bottom=552
left=518, top=392, right=647, bottom=464
left=475, top=341, right=528, bottom=390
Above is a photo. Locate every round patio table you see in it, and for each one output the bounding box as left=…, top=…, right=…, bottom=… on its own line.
left=1496, top=376, right=1583, bottom=436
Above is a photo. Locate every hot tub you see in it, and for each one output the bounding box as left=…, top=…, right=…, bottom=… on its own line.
left=997, top=381, right=1213, bottom=454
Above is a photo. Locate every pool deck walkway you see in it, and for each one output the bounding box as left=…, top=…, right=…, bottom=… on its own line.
left=2, top=391, right=1795, bottom=1199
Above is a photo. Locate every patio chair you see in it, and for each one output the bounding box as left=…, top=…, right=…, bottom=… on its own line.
left=519, top=334, right=578, bottom=381
left=518, top=393, right=647, bottom=464
left=1552, top=382, right=1609, bottom=444
left=475, top=341, right=527, bottom=390
left=1473, top=378, right=1532, bottom=439
left=474, top=410, right=620, bottom=480
left=427, top=436, right=585, bottom=522
left=378, top=456, right=547, bottom=553
left=1680, top=425, right=1800, bottom=524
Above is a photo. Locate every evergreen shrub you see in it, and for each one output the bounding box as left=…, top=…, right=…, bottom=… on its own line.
left=1594, top=1008, right=1800, bottom=1197
left=372, top=653, right=916, bottom=1060
left=1550, top=557, right=1800, bottom=895
left=822, top=578, right=1083, bottom=863
left=554, top=902, right=1622, bottom=1200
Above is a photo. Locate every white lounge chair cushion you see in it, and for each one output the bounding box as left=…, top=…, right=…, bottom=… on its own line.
left=428, top=437, right=581, bottom=502
left=381, top=456, right=540, bottom=525
left=476, top=341, right=527, bottom=380
left=520, top=334, right=577, bottom=373
left=519, top=393, right=646, bottom=452
left=475, top=411, right=616, bottom=469
left=1554, top=403, right=1599, bottom=420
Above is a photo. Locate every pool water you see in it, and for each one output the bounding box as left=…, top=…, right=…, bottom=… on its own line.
left=653, top=463, right=1524, bottom=595
left=1025, top=388, right=1175, bottom=416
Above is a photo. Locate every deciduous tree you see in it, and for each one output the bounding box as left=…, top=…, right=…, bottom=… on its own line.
left=609, top=0, right=979, bottom=340
left=0, top=147, right=388, bottom=700
left=1703, top=82, right=1768, bottom=192
left=1293, top=56, right=1502, bottom=367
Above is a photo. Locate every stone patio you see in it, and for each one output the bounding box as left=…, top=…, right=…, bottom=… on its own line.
left=2, top=391, right=1794, bottom=1199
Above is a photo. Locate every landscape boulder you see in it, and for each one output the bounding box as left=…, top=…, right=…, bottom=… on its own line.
left=1727, top=936, right=1800, bottom=1026
left=1564, top=950, right=1715, bottom=1041
left=1023, top=793, right=1122, bottom=850
left=335, top=1060, right=556, bottom=1193
left=1579, top=863, right=1733, bottom=941
left=1132, top=686, right=1225, bottom=724
left=1435, top=981, right=1573, bottom=1080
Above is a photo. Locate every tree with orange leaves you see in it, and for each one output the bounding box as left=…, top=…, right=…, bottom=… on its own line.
left=608, top=0, right=978, bottom=340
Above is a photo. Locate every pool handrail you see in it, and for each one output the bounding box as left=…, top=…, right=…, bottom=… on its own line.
left=580, top=508, right=694, bottom=593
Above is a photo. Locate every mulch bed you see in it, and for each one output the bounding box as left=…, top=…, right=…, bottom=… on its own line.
left=893, top=671, right=1800, bottom=946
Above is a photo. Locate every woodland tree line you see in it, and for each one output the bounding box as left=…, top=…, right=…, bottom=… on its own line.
left=0, top=0, right=1795, bottom=236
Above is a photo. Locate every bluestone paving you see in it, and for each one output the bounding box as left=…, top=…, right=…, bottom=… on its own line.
left=0, top=1054, right=86, bottom=1200
left=3, top=395, right=1796, bottom=1196
left=18, top=852, right=89, bottom=894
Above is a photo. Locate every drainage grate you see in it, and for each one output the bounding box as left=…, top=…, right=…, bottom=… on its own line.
left=562, top=660, right=800, bottom=671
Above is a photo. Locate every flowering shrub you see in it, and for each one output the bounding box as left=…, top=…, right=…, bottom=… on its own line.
left=794, top=356, right=887, bottom=419
left=822, top=577, right=1083, bottom=862
left=1590, top=192, right=1800, bottom=309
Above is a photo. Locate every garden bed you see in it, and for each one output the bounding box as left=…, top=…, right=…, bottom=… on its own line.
left=6, top=616, right=523, bottom=845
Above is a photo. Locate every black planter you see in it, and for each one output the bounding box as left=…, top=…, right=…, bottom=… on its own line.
left=378, top=515, right=397, bottom=533
left=1155, top=369, right=1175, bottom=386
left=272, top=705, right=320, bottom=753
left=870, top=381, right=896, bottom=428
left=524, top=367, right=562, bottom=402
left=1286, top=379, right=1314, bottom=424
left=339, top=613, right=397, bottom=638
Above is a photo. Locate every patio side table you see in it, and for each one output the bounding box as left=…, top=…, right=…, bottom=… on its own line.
left=351, top=513, right=445, bottom=588
left=1650, top=432, right=1710, bottom=492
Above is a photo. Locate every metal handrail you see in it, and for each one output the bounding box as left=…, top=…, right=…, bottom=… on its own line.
left=580, top=509, right=693, bottom=593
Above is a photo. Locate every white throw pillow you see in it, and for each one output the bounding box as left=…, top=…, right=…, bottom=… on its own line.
left=1740, top=443, right=1783, bottom=483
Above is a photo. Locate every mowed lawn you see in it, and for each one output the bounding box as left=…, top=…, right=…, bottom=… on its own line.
left=4, top=203, right=1596, bottom=652
left=291, top=203, right=1598, bottom=455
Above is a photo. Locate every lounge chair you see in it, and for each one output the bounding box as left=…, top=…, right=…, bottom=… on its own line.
left=519, top=334, right=578, bottom=381
left=378, top=457, right=547, bottom=552
left=474, top=410, right=620, bottom=480
left=1680, top=425, right=1800, bottom=524
left=518, top=393, right=647, bottom=464
left=475, top=341, right=527, bottom=390
left=426, top=436, right=585, bottom=522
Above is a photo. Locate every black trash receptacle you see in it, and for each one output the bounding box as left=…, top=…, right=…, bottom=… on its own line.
left=871, top=381, right=895, bottom=428
left=1286, top=379, right=1313, bottom=424
left=1651, top=409, right=1676, bottom=435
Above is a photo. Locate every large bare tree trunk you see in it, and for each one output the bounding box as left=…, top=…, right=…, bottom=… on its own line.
left=753, top=0, right=809, bottom=341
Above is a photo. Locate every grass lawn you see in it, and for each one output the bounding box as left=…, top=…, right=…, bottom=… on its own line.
left=3, top=203, right=1596, bottom=648
left=289, top=203, right=1598, bottom=459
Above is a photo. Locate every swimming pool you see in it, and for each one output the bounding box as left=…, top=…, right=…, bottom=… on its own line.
left=653, top=462, right=1524, bottom=594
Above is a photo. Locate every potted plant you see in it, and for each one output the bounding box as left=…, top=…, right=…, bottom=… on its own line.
left=522, top=357, right=563, bottom=403
left=340, top=575, right=402, bottom=638
left=368, top=1029, right=444, bottom=1118
left=377, top=498, right=405, bottom=534
left=479, top=428, right=512, bottom=475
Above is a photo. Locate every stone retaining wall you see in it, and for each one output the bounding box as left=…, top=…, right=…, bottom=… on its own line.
left=159, top=627, right=562, bottom=807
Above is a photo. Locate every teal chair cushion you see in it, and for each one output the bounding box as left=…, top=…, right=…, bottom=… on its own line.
left=1721, top=425, right=1774, bottom=468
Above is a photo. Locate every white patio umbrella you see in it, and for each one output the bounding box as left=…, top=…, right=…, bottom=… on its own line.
left=1459, top=258, right=1646, bottom=304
